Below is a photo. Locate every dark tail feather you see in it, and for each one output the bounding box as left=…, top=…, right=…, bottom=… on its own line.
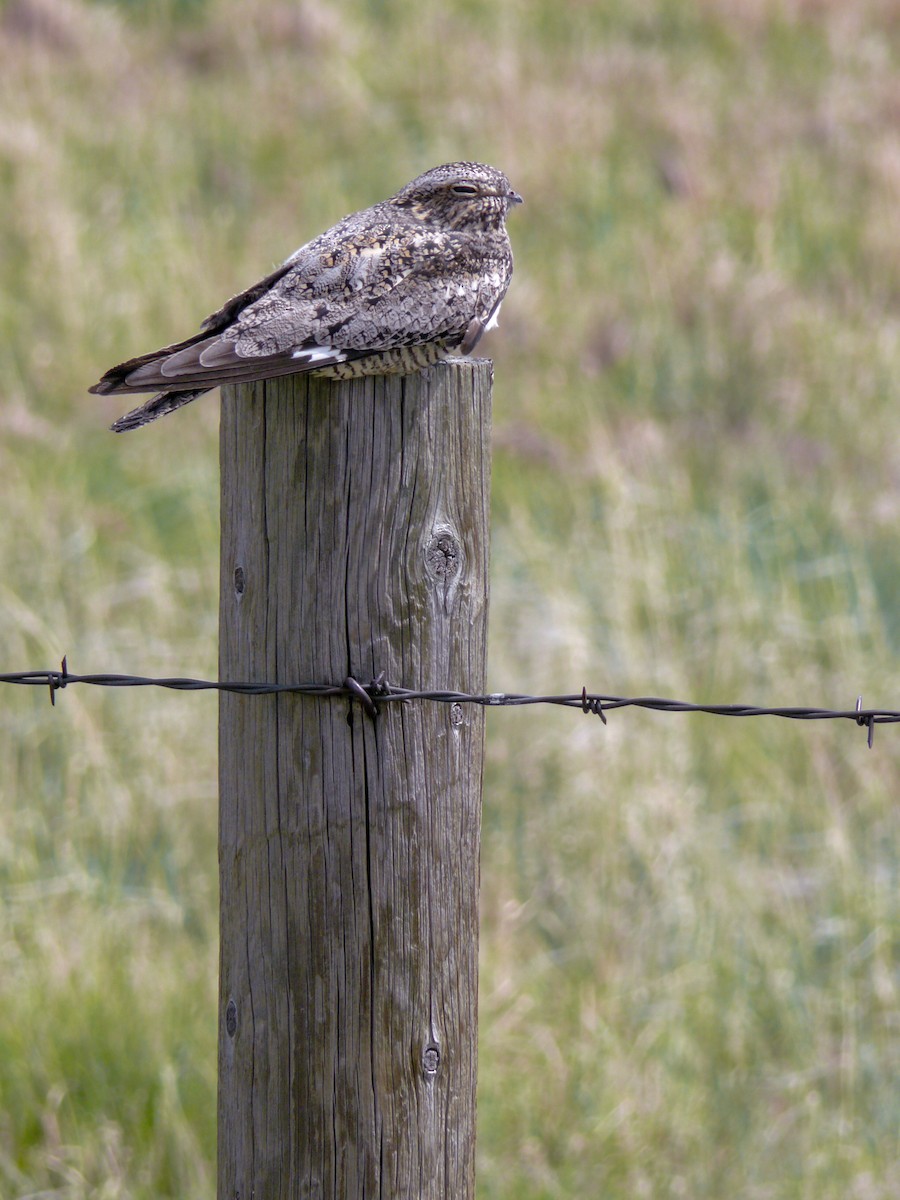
left=110, top=388, right=210, bottom=433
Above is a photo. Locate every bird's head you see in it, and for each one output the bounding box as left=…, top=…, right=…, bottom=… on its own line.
left=390, top=162, right=523, bottom=232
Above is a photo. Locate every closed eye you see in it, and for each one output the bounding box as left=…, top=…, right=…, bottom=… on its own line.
left=451, top=184, right=479, bottom=195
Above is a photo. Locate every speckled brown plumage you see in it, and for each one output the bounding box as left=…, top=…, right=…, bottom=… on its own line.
left=90, top=162, right=522, bottom=432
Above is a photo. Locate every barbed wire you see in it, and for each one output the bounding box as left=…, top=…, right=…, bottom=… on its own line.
left=0, top=658, right=892, bottom=748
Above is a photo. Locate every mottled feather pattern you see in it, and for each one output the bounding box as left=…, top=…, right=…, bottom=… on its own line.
left=90, top=162, right=522, bottom=431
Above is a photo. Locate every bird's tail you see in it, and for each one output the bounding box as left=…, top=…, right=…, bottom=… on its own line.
left=109, top=388, right=211, bottom=433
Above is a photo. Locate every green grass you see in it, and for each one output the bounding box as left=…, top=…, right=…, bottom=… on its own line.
left=2, top=0, right=900, bottom=1195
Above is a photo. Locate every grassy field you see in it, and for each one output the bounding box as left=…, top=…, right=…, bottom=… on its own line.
left=1, top=0, right=899, bottom=1195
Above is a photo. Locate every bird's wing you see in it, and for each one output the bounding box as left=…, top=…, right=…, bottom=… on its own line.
left=89, top=259, right=298, bottom=395
left=91, top=225, right=510, bottom=395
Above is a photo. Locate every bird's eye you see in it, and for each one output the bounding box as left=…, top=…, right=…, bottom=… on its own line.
left=451, top=184, right=479, bottom=195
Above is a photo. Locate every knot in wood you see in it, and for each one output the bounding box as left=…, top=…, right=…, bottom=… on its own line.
left=225, top=998, right=238, bottom=1038
left=450, top=703, right=465, bottom=727
left=233, top=566, right=245, bottom=596
left=425, top=532, right=460, bottom=582
left=422, top=1043, right=441, bottom=1077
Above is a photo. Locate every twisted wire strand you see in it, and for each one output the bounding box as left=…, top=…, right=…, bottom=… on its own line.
left=0, top=661, right=890, bottom=746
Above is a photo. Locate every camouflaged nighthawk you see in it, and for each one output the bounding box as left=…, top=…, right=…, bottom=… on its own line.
left=90, top=162, right=522, bottom=432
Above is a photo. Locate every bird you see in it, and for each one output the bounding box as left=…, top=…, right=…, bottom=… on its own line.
left=90, top=161, right=523, bottom=432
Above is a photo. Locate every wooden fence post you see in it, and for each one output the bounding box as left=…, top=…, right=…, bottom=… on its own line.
left=217, top=361, right=492, bottom=1199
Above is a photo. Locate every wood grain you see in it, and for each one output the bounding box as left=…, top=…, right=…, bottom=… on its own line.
left=218, top=361, right=491, bottom=1199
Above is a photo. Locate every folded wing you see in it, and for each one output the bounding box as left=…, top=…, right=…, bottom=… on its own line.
left=90, top=225, right=507, bottom=397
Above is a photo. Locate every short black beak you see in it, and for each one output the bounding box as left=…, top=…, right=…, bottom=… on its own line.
left=508, top=190, right=524, bottom=206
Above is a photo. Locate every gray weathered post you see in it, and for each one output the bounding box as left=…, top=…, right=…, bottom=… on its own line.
left=217, top=361, right=491, bottom=1199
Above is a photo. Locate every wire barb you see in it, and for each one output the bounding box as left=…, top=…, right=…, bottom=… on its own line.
left=47, top=655, right=69, bottom=707
left=368, top=671, right=390, bottom=698
left=581, top=686, right=608, bottom=725
left=856, top=695, right=875, bottom=750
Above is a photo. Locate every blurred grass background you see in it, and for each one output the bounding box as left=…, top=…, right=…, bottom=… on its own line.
left=1, top=0, right=899, bottom=1195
